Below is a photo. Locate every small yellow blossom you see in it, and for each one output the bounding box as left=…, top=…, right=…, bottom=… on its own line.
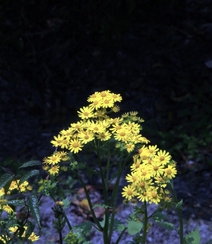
left=0, top=188, right=5, bottom=196
left=122, top=185, right=136, bottom=201
left=164, top=165, right=177, bottom=179
left=77, top=106, right=95, bottom=120
left=69, top=139, right=83, bottom=153
left=49, top=165, right=60, bottom=175
left=28, top=232, right=39, bottom=242
left=51, top=134, right=65, bottom=147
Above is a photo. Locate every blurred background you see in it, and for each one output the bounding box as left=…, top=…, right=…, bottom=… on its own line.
left=0, top=0, right=212, bottom=220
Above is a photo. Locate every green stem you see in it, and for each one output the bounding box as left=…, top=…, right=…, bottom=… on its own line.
left=142, top=201, right=148, bottom=244
left=75, top=173, right=103, bottom=231
left=96, top=143, right=110, bottom=243
left=115, top=227, right=128, bottom=244
left=108, top=154, right=130, bottom=242
left=49, top=192, right=73, bottom=231
left=168, top=182, right=184, bottom=244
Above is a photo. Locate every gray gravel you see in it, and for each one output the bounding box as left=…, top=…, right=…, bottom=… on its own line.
left=36, top=196, right=212, bottom=244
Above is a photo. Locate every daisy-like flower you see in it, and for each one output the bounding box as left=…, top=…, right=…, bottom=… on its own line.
left=3, top=204, right=14, bottom=213
left=101, top=98, right=114, bottom=108
left=77, top=106, right=95, bottom=120
left=125, top=143, right=135, bottom=153
left=147, top=188, right=161, bottom=204
left=164, top=165, right=177, bottom=179
left=44, top=153, right=61, bottom=165
left=89, top=100, right=102, bottom=110
left=126, top=172, right=140, bottom=184
left=137, top=191, right=149, bottom=202
left=111, top=93, right=122, bottom=102
left=69, top=139, right=83, bottom=154
left=59, top=138, right=70, bottom=149
left=126, top=122, right=140, bottom=135
left=149, top=161, right=164, bottom=177
left=60, top=128, right=73, bottom=138
left=51, top=134, right=65, bottom=147
left=155, top=150, right=171, bottom=165
left=114, top=128, right=129, bottom=142
left=148, top=145, right=159, bottom=156
left=89, top=121, right=105, bottom=134
left=122, top=185, right=136, bottom=201
left=96, top=131, right=111, bottom=141
left=78, top=130, right=95, bottom=144
left=130, top=156, right=141, bottom=171
left=49, top=165, right=60, bottom=176
left=70, top=121, right=84, bottom=133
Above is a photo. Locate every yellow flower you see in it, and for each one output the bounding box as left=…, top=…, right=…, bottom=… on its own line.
left=9, top=226, right=18, bottom=233
left=60, top=128, right=73, bottom=138
left=49, top=165, right=60, bottom=175
left=111, top=105, right=120, bottom=113
left=51, top=134, right=65, bottom=147
left=126, top=171, right=142, bottom=184
left=124, top=143, right=135, bottom=153
left=96, top=131, right=111, bottom=141
left=70, top=121, right=84, bottom=133
left=114, top=128, right=129, bottom=142
left=44, top=153, right=61, bottom=165
left=9, top=180, right=19, bottom=191
left=3, top=204, right=14, bottom=213
left=149, top=161, right=164, bottom=177
left=137, top=191, right=149, bottom=202
left=78, top=130, right=95, bottom=144
left=130, top=156, right=141, bottom=171
left=155, top=150, right=171, bottom=165
left=69, top=139, right=83, bottom=153
left=0, top=235, right=9, bottom=243
left=164, top=165, right=177, bottom=179
left=28, top=232, right=39, bottom=242
left=122, top=185, right=136, bottom=201
left=148, top=145, right=159, bottom=156
left=111, top=93, right=122, bottom=102
left=77, top=106, right=95, bottom=119
left=89, top=121, right=105, bottom=134
left=19, top=181, right=32, bottom=192
left=147, top=188, right=161, bottom=204
left=0, top=188, right=5, bottom=196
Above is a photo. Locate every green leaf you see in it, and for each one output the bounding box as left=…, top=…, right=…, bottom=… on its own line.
left=183, top=228, right=201, bottom=244
left=19, top=170, right=40, bottom=184
left=176, top=200, right=183, bottom=210
left=25, top=221, right=35, bottom=238
left=116, top=223, right=126, bottom=232
left=153, top=212, right=167, bottom=221
left=127, top=220, right=143, bottom=235
left=19, top=160, right=41, bottom=169
left=92, top=203, right=111, bottom=209
left=154, top=220, right=175, bottom=230
left=62, top=197, right=70, bottom=209
left=27, top=195, right=41, bottom=228
left=7, top=199, right=25, bottom=206
left=74, top=221, right=93, bottom=234
left=0, top=172, right=14, bottom=189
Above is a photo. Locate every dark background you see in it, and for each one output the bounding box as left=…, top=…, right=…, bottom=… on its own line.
left=0, top=0, right=212, bottom=220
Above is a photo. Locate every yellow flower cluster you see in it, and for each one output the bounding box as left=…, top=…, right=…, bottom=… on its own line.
left=9, top=226, right=39, bottom=242
left=44, top=90, right=149, bottom=175
left=122, top=145, right=177, bottom=204
left=0, top=180, right=32, bottom=214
